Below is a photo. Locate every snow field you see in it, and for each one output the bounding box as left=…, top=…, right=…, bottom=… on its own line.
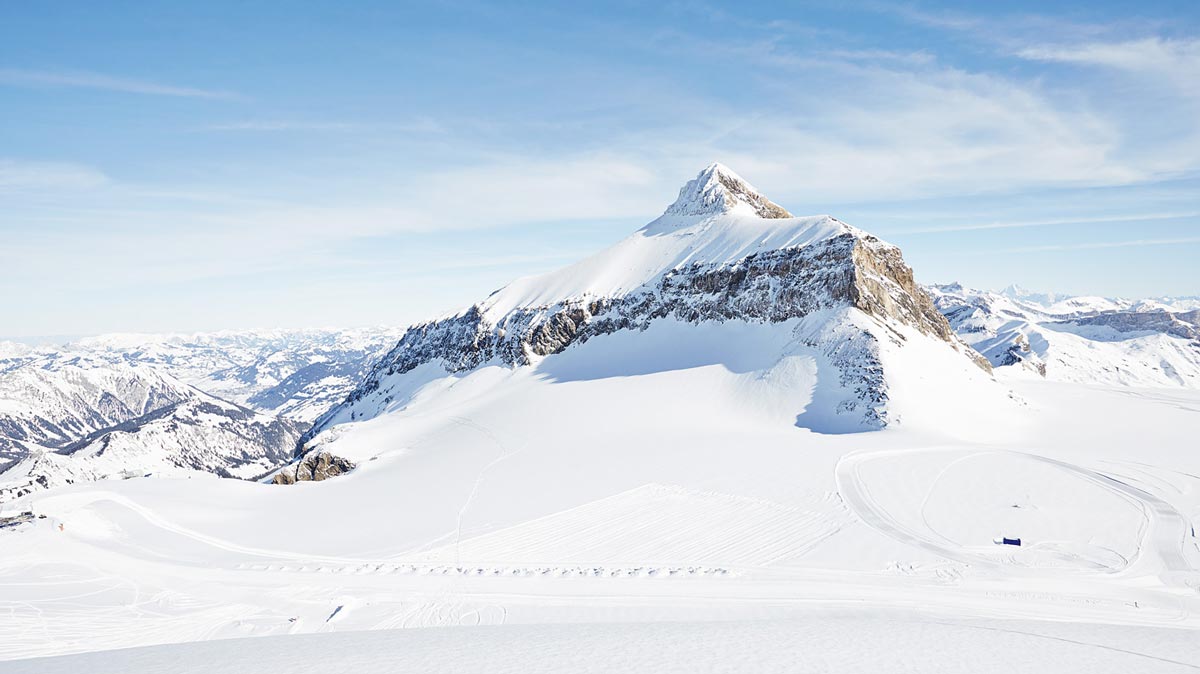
left=6, top=616, right=1200, bottom=674
left=410, top=483, right=852, bottom=567
left=838, top=449, right=1152, bottom=572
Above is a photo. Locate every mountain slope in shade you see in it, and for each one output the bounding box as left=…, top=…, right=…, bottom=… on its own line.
left=928, top=283, right=1200, bottom=388
left=305, top=164, right=1005, bottom=455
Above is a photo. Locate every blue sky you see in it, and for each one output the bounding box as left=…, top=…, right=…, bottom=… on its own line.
left=3, top=1, right=1198, bottom=337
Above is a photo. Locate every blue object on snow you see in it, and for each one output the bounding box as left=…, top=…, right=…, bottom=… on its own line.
left=1001, top=537, right=1021, bottom=546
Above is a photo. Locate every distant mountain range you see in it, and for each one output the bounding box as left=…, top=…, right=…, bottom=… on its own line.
left=0, top=328, right=402, bottom=497
left=927, top=283, right=1200, bottom=387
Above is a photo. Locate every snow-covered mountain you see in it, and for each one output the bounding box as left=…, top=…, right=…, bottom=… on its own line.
left=60, top=328, right=405, bottom=422
left=0, top=392, right=304, bottom=500
left=928, top=283, right=1200, bottom=387
left=303, top=163, right=1007, bottom=461
left=997, top=284, right=1200, bottom=317
left=0, top=328, right=402, bottom=498
left=0, top=359, right=194, bottom=470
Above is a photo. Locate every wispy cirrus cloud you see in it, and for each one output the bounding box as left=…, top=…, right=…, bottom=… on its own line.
left=1016, top=37, right=1200, bottom=94
left=1016, top=37, right=1200, bottom=72
left=988, top=237, right=1200, bottom=254
left=202, top=118, right=446, bottom=134
left=892, top=211, right=1200, bottom=235
left=205, top=120, right=358, bottom=132
left=0, top=68, right=235, bottom=99
left=0, top=159, right=108, bottom=191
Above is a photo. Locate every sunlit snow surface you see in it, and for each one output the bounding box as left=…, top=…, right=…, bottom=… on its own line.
left=1, top=338, right=1198, bottom=671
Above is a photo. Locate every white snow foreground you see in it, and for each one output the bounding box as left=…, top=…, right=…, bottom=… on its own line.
left=7, top=617, right=1200, bottom=674
left=1, top=165, right=1199, bottom=672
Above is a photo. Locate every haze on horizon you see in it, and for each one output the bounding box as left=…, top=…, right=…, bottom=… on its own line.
left=3, top=1, right=1198, bottom=338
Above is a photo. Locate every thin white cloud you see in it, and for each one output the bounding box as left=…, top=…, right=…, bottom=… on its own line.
left=699, top=66, right=1141, bottom=200
left=636, top=26, right=1164, bottom=198
left=991, top=237, right=1200, bottom=254
left=824, top=48, right=936, bottom=65
left=0, top=68, right=235, bottom=99
left=0, top=159, right=108, bottom=191
left=206, top=121, right=358, bottom=132
left=892, top=211, right=1200, bottom=234
left=202, top=118, right=447, bottom=134
left=1017, top=37, right=1200, bottom=73
left=861, top=2, right=983, bottom=32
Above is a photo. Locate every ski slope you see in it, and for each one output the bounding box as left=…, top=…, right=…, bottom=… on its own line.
left=1, top=364, right=1198, bottom=669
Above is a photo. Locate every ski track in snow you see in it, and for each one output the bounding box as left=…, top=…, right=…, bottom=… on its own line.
left=416, top=483, right=851, bottom=567
left=836, top=447, right=1197, bottom=582
left=3, top=448, right=1200, bottom=662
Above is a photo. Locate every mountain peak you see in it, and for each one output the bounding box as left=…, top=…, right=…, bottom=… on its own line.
left=664, top=163, right=792, bottom=219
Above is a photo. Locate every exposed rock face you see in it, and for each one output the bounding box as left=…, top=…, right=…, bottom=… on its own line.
left=1064, top=310, right=1200, bottom=341
left=308, top=207, right=983, bottom=441
left=0, top=511, right=39, bottom=529
left=272, top=451, right=355, bottom=485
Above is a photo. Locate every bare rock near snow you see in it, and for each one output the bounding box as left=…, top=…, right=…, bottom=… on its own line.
left=272, top=451, right=355, bottom=485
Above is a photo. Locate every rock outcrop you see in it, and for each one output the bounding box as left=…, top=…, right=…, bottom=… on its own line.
left=271, top=450, right=355, bottom=484
left=1064, top=309, right=1200, bottom=341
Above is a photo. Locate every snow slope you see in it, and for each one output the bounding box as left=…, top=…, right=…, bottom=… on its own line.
left=0, top=375, right=1196, bottom=666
